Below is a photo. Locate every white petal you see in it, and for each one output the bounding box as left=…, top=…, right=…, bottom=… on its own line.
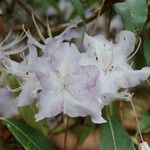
left=114, top=30, right=136, bottom=59
left=99, top=67, right=150, bottom=97
left=27, top=40, right=38, bottom=67
left=80, top=52, right=96, bottom=66
left=17, top=77, right=41, bottom=106
left=51, top=42, right=81, bottom=78
left=0, top=88, right=17, bottom=118
left=112, top=67, right=150, bottom=89
left=35, top=70, right=61, bottom=91
left=66, top=65, right=104, bottom=123
left=35, top=89, right=63, bottom=121
left=70, top=65, right=99, bottom=91
left=83, top=33, right=114, bottom=70
left=3, top=59, right=27, bottom=76
left=44, top=24, right=78, bottom=56
left=63, top=90, right=105, bottom=124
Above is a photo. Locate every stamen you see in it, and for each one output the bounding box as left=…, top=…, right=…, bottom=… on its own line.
left=22, top=24, right=30, bottom=37
left=127, top=37, right=141, bottom=61
left=46, top=18, right=52, bottom=37
left=32, top=14, right=45, bottom=42
left=1, top=30, right=12, bottom=45
left=20, top=52, right=27, bottom=64
left=4, top=45, right=27, bottom=55
left=6, top=85, right=22, bottom=92
left=130, top=61, right=134, bottom=67
left=22, top=24, right=44, bottom=50
left=2, top=34, right=26, bottom=50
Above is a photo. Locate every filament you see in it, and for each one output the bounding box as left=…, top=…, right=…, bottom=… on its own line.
left=32, top=14, right=45, bottom=42
left=1, top=30, right=12, bottom=45
left=22, top=24, right=44, bottom=50
left=4, top=45, right=27, bottom=55
left=2, top=34, right=26, bottom=50
left=6, top=85, right=22, bottom=92
left=46, top=18, right=52, bottom=37
left=127, top=37, right=141, bottom=61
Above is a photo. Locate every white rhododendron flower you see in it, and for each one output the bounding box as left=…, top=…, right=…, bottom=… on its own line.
left=34, top=42, right=105, bottom=123
left=80, top=31, right=150, bottom=103
left=0, top=87, right=17, bottom=118
left=3, top=39, right=41, bottom=107
left=2, top=23, right=149, bottom=124
left=24, top=23, right=78, bottom=57
left=0, top=31, right=26, bottom=69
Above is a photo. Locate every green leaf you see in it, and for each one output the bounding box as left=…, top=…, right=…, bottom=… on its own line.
left=72, top=121, right=94, bottom=144
left=79, top=124, right=94, bottom=144
left=6, top=74, right=48, bottom=135
left=140, top=109, right=150, bottom=133
left=6, top=74, right=20, bottom=97
left=144, top=36, right=150, bottom=66
left=105, top=103, right=121, bottom=122
left=69, top=0, right=86, bottom=25
left=48, top=0, right=59, bottom=10
left=100, top=117, right=135, bottom=150
left=29, top=0, right=59, bottom=12
left=18, top=104, right=48, bottom=135
left=114, top=0, right=148, bottom=34
left=0, top=118, right=54, bottom=150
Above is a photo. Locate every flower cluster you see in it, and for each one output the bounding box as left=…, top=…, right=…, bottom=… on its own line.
left=0, top=31, right=26, bottom=117
left=2, top=24, right=150, bottom=123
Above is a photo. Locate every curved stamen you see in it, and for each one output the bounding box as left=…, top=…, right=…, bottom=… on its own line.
left=4, top=45, right=27, bottom=55
left=2, top=34, right=26, bottom=50
left=112, top=38, right=141, bottom=70
left=127, top=37, right=141, bottom=61
left=6, top=85, right=22, bottom=92
left=32, top=14, right=45, bottom=42
left=20, top=52, right=27, bottom=64
left=46, top=18, right=52, bottom=37
left=1, top=30, right=12, bottom=46
left=22, top=24, right=44, bottom=50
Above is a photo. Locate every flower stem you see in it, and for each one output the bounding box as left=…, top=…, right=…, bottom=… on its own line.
left=130, top=100, right=144, bottom=142
left=64, top=115, right=69, bottom=150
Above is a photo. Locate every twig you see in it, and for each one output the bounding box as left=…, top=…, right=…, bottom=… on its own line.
left=92, top=0, right=106, bottom=36
left=13, top=0, right=46, bottom=28
left=51, top=0, right=124, bottom=34
left=13, top=0, right=124, bottom=35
